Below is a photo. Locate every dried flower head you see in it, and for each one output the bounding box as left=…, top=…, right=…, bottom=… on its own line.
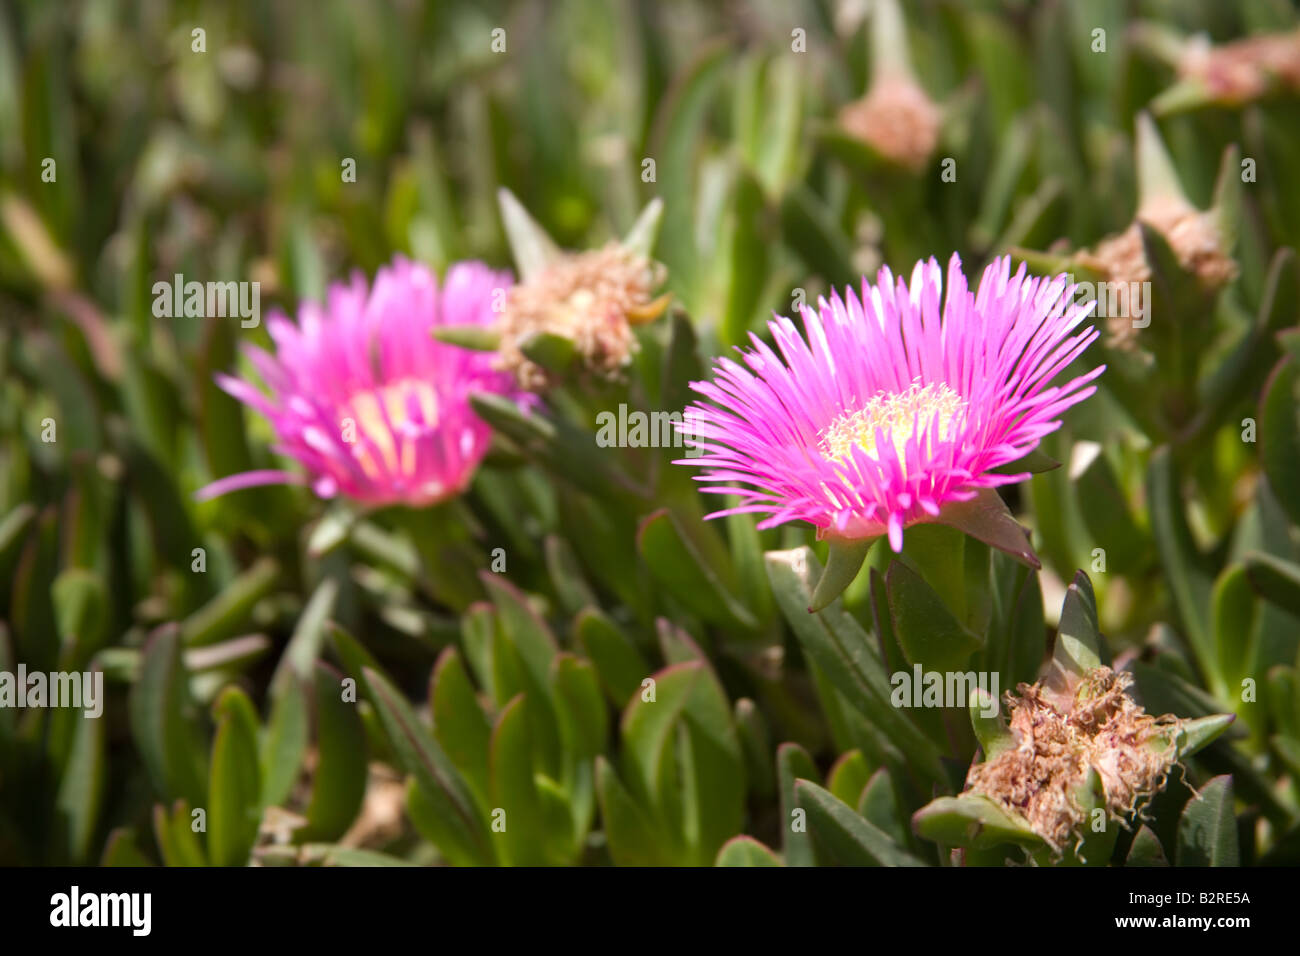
left=965, top=667, right=1182, bottom=853
left=495, top=241, right=667, bottom=390
left=1079, top=194, right=1238, bottom=349
left=839, top=74, right=941, bottom=171
left=1178, top=29, right=1300, bottom=105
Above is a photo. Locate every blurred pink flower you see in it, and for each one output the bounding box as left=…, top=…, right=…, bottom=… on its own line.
left=678, top=254, right=1104, bottom=552
left=198, top=257, right=522, bottom=508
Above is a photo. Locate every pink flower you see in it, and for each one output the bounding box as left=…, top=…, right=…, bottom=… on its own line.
left=198, top=257, right=522, bottom=508
left=678, top=254, right=1103, bottom=553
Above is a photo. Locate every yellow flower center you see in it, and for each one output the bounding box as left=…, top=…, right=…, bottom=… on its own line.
left=345, top=379, right=440, bottom=479
left=819, top=381, right=965, bottom=466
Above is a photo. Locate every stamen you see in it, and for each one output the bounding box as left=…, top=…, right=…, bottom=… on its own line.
left=819, top=381, right=965, bottom=467
left=347, top=379, right=441, bottom=478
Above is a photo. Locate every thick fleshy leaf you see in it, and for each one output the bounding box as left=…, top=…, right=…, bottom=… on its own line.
left=809, top=536, right=874, bottom=612
left=857, top=768, right=907, bottom=846
left=1126, top=825, right=1169, bottom=866
left=152, top=799, right=207, bottom=867
left=1147, top=447, right=1214, bottom=667
left=1175, top=775, right=1238, bottom=866
left=1135, top=111, right=1189, bottom=209
left=129, top=626, right=207, bottom=806
left=1167, top=713, right=1235, bottom=761
left=595, top=756, right=668, bottom=866
left=637, top=509, right=757, bottom=629
left=470, top=392, right=647, bottom=503
left=544, top=535, right=597, bottom=616
left=490, top=694, right=552, bottom=866
left=969, top=687, right=1013, bottom=760
left=482, top=573, right=562, bottom=774
left=207, top=686, right=262, bottom=867
left=714, top=835, right=782, bottom=867
left=518, top=329, right=577, bottom=375
left=619, top=659, right=744, bottom=863
left=886, top=560, right=983, bottom=674
left=101, top=828, right=154, bottom=867
left=766, top=548, right=947, bottom=785
left=930, top=488, right=1040, bottom=569
left=551, top=653, right=604, bottom=848
left=431, top=647, right=492, bottom=810
left=430, top=323, right=501, bottom=352
left=1243, top=551, right=1300, bottom=618
left=778, top=743, right=819, bottom=867
left=55, top=707, right=106, bottom=864
left=1050, top=570, right=1104, bottom=682
left=622, top=198, right=664, bottom=259
left=827, top=750, right=871, bottom=808
left=51, top=568, right=107, bottom=657
left=271, top=578, right=338, bottom=691
left=298, top=663, right=367, bottom=843
left=574, top=608, right=649, bottom=707
left=913, top=793, right=1045, bottom=851
left=259, top=672, right=308, bottom=808
left=497, top=187, right=562, bottom=281
left=1074, top=451, right=1149, bottom=573
left=362, top=667, right=492, bottom=866
left=1260, top=357, right=1300, bottom=527
left=1211, top=565, right=1257, bottom=698
left=734, top=698, right=774, bottom=800
left=796, top=779, right=925, bottom=866
left=178, top=557, right=279, bottom=648
left=1069, top=767, right=1118, bottom=866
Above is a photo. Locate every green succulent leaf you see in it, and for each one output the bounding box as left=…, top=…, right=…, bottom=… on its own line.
left=497, top=187, right=563, bottom=281
left=595, top=756, right=669, bottom=866
left=518, top=330, right=577, bottom=375
left=969, top=687, right=1013, bottom=760
left=298, top=663, right=367, bottom=843
left=778, top=743, right=820, bottom=867
left=207, top=686, right=262, bottom=867
left=259, top=672, right=308, bottom=809
left=55, top=707, right=106, bottom=864
left=886, top=559, right=983, bottom=674
left=913, top=793, right=1046, bottom=852
left=1260, top=356, right=1300, bottom=527
left=766, top=548, right=947, bottom=785
left=714, top=835, right=783, bottom=867
left=637, top=509, right=757, bottom=629
left=809, top=536, right=874, bottom=612
left=574, top=608, right=649, bottom=707
left=489, top=694, right=553, bottom=866
left=1243, top=550, right=1300, bottom=619
left=858, top=768, right=907, bottom=846
left=431, top=647, right=493, bottom=810
left=1126, top=825, right=1169, bottom=866
left=129, top=626, right=207, bottom=806
left=430, top=324, right=501, bottom=352
left=1050, top=570, right=1104, bottom=681
left=1176, top=775, right=1239, bottom=867
left=827, top=750, right=871, bottom=808
left=152, top=799, right=207, bottom=867
left=101, top=828, right=154, bottom=867
left=796, top=779, right=925, bottom=866
left=931, top=488, right=1040, bottom=569
left=362, top=667, right=492, bottom=866
left=1147, top=447, right=1214, bottom=666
